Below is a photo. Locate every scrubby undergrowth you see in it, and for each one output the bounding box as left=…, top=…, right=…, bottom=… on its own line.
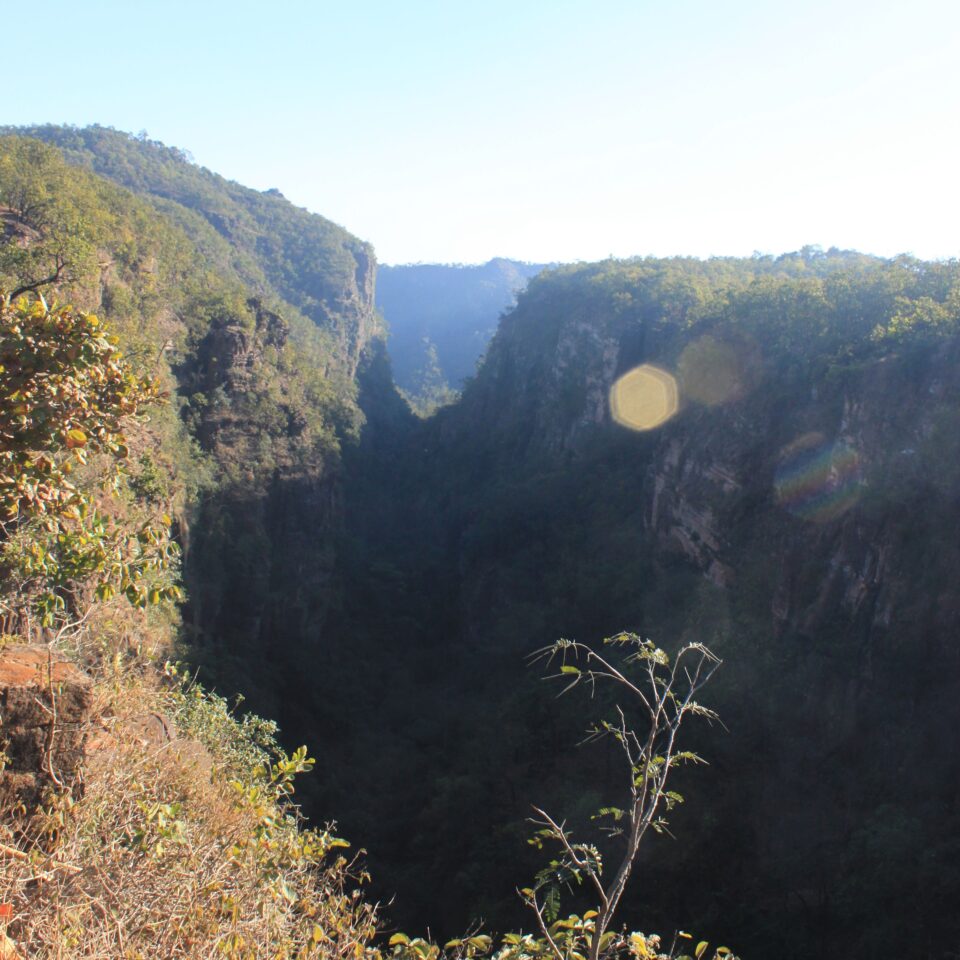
left=1, top=631, right=379, bottom=959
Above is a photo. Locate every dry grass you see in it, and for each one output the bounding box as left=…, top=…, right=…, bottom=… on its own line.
left=1, top=628, right=381, bottom=959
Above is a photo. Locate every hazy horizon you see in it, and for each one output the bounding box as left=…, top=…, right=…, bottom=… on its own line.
left=8, top=0, right=960, bottom=264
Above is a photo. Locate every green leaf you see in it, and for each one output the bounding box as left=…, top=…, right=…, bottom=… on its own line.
left=560, top=665, right=581, bottom=675
left=695, top=942, right=709, bottom=958
left=592, top=806, right=625, bottom=821
left=389, top=934, right=410, bottom=946
left=544, top=885, right=561, bottom=922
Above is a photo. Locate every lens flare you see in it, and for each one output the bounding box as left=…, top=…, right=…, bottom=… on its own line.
left=677, top=335, right=751, bottom=407
left=609, top=364, right=679, bottom=432
left=774, top=433, right=862, bottom=523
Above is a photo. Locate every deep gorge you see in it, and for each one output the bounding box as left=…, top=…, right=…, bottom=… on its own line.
left=3, top=127, right=960, bottom=960
left=292, top=255, right=960, bottom=958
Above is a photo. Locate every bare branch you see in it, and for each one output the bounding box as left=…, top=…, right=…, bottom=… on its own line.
left=8, top=251, right=68, bottom=302
left=531, top=806, right=608, bottom=907
left=523, top=889, right=565, bottom=960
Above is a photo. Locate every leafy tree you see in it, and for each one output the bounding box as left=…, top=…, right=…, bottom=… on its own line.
left=0, top=295, right=180, bottom=631
left=0, top=138, right=97, bottom=300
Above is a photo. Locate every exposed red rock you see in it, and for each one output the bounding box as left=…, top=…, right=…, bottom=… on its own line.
left=0, top=644, right=93, bottom=813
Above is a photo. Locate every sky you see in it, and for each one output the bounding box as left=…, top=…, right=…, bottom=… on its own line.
left=7, top=0, right=960, bottom=265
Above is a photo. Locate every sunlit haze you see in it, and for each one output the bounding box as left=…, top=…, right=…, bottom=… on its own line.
left=8, top=0, right=960, bottom=264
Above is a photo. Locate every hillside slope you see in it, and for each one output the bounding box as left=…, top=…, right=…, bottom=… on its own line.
left=0, top=122, right=401, bottom=721
left=324, top=250, right=960, bottom=957
left=0, top=133, right=385, bottom=958
left=5, top=124, right=378, bottom=377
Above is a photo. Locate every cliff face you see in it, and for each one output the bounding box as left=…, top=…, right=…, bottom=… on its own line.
left=443, top=259, right=960, bottom=651
left=344, top=246, right=378, bottom=375
left=160, top=214, right=375, bottom=722
left=326, top=255, right=960, bottom=955
left=180, top=292, right=374, bottom=721
left=0, top=127, right=383, bottom=728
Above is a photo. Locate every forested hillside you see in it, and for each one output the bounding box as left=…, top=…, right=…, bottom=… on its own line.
left=376, top=259, right=544, bottom=410
left=3, top=125, right=960, bottom=960
left=325, top=251, right=960, bottom=959
left=2, top=125, right=386, bottom=722
left=0, top=130, right=386, bottom=957
left=3, top=124, right=378, bottom=377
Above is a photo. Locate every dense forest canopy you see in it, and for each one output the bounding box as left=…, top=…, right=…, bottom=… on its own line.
left=2, top=125, right=960, bottom=960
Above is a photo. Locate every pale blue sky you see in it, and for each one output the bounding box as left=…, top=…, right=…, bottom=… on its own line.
left=7, top=1, right=960, bottom=264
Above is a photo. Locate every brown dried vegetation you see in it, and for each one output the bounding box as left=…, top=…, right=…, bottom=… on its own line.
left=1, top=647, right=380, bottom=959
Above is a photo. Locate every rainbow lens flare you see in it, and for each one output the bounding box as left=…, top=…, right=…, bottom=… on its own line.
left=774, top=432, right=862, bottom=523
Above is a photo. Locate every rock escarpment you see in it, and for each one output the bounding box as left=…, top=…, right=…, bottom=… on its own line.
left=330, top=254, right=960, bottom=956
left=0, top=645, right=92, bottom=814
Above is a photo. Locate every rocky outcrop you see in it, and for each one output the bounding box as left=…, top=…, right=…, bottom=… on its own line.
left=194, top=297, right=289, bottom=400
left=460, top=267, right=960, bottom=648
left=345, top=245, right=378, bottom=376
left=0, top=645, right=92, bottom=813
left=0, top=208, right=40, bottom=247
